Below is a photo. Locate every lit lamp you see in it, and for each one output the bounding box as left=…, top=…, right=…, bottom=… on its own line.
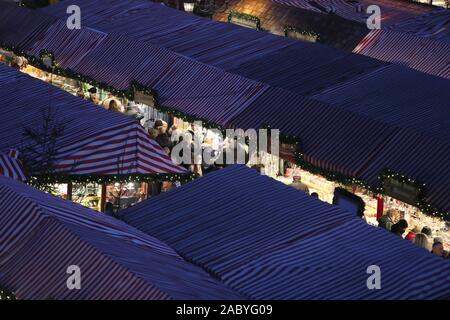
left=184, top=0, right=195, bottom=13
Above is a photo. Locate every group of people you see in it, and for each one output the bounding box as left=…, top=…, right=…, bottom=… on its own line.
left=378, top=211, right=448, bottom=259
left=78, top=87, right=144, bottom=121
left=148, top=120, right=248, bottom=176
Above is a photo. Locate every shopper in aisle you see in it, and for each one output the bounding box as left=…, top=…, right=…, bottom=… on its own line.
left=412, top=233, right=430, bottom=251
left=377, top=209, right=395, bottom=231
left=390, top=219, right=408, bottom=237
left=421, top=226, right=433, bottom=238
left=431, top=240, right=444, bottom=257
left=154, top=120, right=173, bottom=150
left=289, top=175, right=310, bottom=195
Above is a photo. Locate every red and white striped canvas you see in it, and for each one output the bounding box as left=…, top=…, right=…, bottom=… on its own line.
left=0, top=150, right=27, bottom=181
left=51, top=122, right=186, bottom=175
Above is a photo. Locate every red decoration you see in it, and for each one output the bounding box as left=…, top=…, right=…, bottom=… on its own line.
left=376, top=195, right=384, bottom=219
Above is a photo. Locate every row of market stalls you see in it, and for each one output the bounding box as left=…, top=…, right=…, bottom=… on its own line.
left=0, top=0, right=448, bottom=243
left=121, top=165, right=450, bottom=299
left=0, top=63, right=191, bottom=211
left=1, top=164, right=447, bottom=299
left=354, top=8, right=449, bottom=78
left=0, top=174, right=241, bottom=299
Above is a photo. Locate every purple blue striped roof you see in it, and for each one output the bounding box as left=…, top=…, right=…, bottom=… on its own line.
left=38, top=0, right=386, bottom=94
left=389, top=8, right=450, bottom=43
left=122, top=165, right=450, bottom=299
left=272, top=0, right=433, bottom=25
left=0, top=174, right=242, bottom=300
left=121, top=165, right=357, bottom=278
left=354, top=30, right=450, bottom=79
left=224, top=218, right=450, bottom=299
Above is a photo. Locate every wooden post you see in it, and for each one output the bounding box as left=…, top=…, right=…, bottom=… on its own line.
left=100, top=184, right=107, bottom=212
left=142, top=182, right=150, bottom=200
left=67, top=182, right=73, bottom=201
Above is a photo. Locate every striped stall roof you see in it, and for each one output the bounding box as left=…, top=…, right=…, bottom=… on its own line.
left=121, top=165, right=356, bottom=278
left=312, top=64, right=450, bottom=142
left=358, top=129, right=450, bottom=213
left=353, top=29, right=450, bottom=78
left=0, top=152, right=26, bottom=181
left=122, top=165, right=450, bottom=299
left=0, top=64, right=186, bottom=176
left=271, top=0, right=432, bottom=25
left=37, top=0, right=387, bottom=94
left=227, top=87, right=401, bottom=179
left=389, top=8, right=450, bottom=42
left=19, top=17, right=270, bottom=126
left=0, top=2, right=57, bottom=49
left=223, top=218, right=450, bottom=299
left=0, top=175, right=242, bottom=300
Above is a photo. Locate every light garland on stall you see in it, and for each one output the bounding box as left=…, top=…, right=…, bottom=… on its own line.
left=28, top=172, right=197, bottom=186
left=1, top=44, right=448, bottom=221
left=283, top=26, right=321, bottom=41
left=227, top=10, right=261, bottom=30
left=0, top=288, right=16, bottom=300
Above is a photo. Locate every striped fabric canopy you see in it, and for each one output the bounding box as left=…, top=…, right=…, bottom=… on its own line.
left=224, top=218, right=450, bottom=300
left=0, top=64, right=186, bottom=177
left=121, top=165, right=356, bottom=278
left=271, top=0, right=432, bottom=25
left=0, top=151, right=26, bottom=181
left=121, top=165, right=450, bottom=300
left=389, top=8, right=450, bottom=42
left=354, top=29, right=450, bottom=78
left=0, top=175, right=242, bottom=300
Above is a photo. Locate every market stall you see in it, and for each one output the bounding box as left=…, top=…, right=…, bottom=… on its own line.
left=121, top=165, right=450, bottom=299
left=0, top=64, right=191, bottom=212
left=0, top=175, right=242, bottom=300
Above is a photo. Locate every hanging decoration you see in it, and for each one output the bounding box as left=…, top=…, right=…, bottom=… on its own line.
left=0, top=288, right=16, bottom=300
left=227, top=10, right=261, bottom=30
left=284, top=25, right=321, bottom=41
left=28, top=172, right=197, bottom=186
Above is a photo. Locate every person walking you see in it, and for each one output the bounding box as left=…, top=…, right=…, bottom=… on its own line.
left=289, top=175, right=310, bottom=195
left=390, top=219, right=408, bottom=237
left=412, top=233, right=430, bottom=250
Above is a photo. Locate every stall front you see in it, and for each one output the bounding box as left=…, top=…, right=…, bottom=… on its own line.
left=121, top=165, right=450, bottom=299
left=0, top=64, right=190, bottom=212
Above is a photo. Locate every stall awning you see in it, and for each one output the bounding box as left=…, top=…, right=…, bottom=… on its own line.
left=224, top=218, right=450, bottom=300
left=0, top=64, right=187, bottom=180
left=121, top=165, right=356, bottom=277
left=354, top=30, right=450, bottom=79
left=0, top=175, right=242, bottom=300
left=121, top=165, right=450, bottom=299
left=0, top=151, right=26, bottom=181
left=271, top=0, right=433, bottom=25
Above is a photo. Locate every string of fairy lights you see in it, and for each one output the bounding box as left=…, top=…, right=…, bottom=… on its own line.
left=0, top=44, right=448, bottom=221
left=0, top=288, right=16, bottom=300
left=228, top=10, right=261, bottom=30
left=284, top=26, right=321, bottom=41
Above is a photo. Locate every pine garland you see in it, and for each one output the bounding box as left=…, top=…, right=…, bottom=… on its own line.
left=228, top=10, right=261, bottom=30
left=0, top=288, right=16, bottom=300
